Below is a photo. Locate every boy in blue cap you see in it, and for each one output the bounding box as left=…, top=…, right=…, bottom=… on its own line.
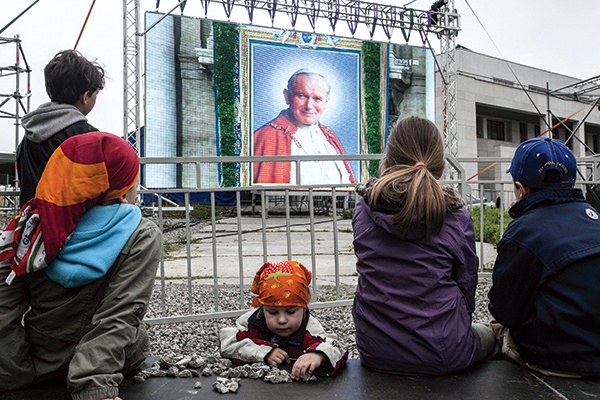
left=488, top=136, right=600, bottom=377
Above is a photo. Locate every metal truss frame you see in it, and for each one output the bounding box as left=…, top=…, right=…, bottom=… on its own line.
left=123, top=0, right=141, bottom=151
left=436, top=1, right=458, bottom=156
left=0, top=35, right=31, bottom=187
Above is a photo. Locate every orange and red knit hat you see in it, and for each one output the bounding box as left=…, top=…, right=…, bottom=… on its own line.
left=251, top=260, right=312, bottom=308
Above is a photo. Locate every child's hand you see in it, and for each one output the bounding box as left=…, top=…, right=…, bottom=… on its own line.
left=265, top=347, right=290, bottom=366
left=291, top=352, right=326, bottom=380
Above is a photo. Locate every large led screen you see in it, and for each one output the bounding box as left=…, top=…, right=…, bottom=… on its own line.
left=144, top=12, right=435, bottom=188
left=145, top=12, right=218, bottom=189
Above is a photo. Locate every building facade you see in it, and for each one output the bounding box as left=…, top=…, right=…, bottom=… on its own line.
left=437, top=45, right=600, bottom=201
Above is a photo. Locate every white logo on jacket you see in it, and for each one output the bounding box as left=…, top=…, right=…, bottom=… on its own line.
left=586, top=208, right=599, bottom=220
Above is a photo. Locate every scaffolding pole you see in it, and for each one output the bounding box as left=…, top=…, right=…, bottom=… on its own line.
left=0, top=35, right=31, bottom=187
left=438, top=0, right=458, bottom=157
left=123, top=0, right=141, bottom=151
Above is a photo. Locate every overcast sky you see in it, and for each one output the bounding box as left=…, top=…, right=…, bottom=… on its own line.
left=1, top=0, right=598, bottom=153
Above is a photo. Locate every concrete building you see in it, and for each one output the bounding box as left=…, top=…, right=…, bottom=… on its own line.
left=437, top=45, right=600, bottom=201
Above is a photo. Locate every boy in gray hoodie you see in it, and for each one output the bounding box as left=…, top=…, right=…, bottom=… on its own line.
left=17, top=49, right=105, bottom=207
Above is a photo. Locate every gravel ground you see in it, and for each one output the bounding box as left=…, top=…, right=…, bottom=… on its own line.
left=146, top=278, right=493, bottom=361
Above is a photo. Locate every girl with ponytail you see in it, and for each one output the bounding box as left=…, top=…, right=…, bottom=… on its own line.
left=351, top=116, right=496, bottom=375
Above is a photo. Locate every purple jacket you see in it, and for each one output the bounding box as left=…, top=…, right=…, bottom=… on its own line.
left=351, top=181, right=480, bottom=375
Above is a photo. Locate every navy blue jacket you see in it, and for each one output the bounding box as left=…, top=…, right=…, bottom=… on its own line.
left=489, top=188, right=600, bottom=373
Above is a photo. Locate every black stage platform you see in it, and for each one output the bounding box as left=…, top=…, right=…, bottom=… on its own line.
left=2, top=359, right=600, bottom=400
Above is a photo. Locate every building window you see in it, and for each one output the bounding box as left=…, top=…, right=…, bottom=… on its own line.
left=593, top=134, right=599, bottom=154
left=476, top=117, right=484, bottom=138
left=520, top=123, right=528, bottom=143
left=487, top=120, right=505, bottom=141
left=535, top=125, right=541, bottom=136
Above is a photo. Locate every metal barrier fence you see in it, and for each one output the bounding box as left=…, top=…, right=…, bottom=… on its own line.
left=2, top=154, right=599, bottom=325
left=139, top=154, right=385, bottom=325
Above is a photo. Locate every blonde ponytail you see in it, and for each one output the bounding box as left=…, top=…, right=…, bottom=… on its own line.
left=368, top=116, right=448, bottom=237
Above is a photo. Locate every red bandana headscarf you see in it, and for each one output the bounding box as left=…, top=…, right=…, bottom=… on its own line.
left=0, top=132, right=139, bottom=281
left=251, top=260, right=312, bottom=308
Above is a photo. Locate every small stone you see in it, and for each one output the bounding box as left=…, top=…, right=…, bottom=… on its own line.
left=206, top=355, right=219, bottom=364
left=211, top=365, right=225, bottom=375
left=212, top=381, right=228, bottom=394
left=189, top=356, right=206, bottom=369
left=177, top=369, right=193, bottom=378
left=212, top=377, right=230, bottom=394
left=263, top=367, right=292, bottom=384
left=252, top=365, right=271, bottom=379
left=220, top=358, right=233, bottom=368
left=176, top=357, right=191, bottom=367
left=228, top=364, right=258, bottom=379
left=194, top=381, right=203, bottom=389
left=226, top=378, right=240, bottom=393
left=141, top=367, right=160, bottom=377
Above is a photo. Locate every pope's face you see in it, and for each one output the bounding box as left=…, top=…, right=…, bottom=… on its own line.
left=284, top=74, right=330, bottom=126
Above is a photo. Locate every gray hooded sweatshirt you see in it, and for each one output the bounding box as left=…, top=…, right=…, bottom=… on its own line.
left=17, top=102, right=97, bottom=206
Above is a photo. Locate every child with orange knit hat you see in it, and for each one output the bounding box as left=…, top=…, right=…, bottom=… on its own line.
left=219, top=260, right=348, bottom=380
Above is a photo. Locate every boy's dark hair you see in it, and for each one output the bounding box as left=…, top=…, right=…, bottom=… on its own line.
left=44, top=50, right=105, bottom=104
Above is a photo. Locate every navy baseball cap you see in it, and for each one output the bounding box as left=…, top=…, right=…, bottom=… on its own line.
left=507, top=137, right=577, bottom=188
